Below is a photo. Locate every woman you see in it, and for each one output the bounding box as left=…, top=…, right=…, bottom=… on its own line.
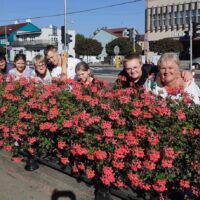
left=9, top=54, right=30, bottom=79
left=75, top=61, right=95, bottom=84
left=0, top=54, right=11, bottom=75
left=31, top=55, right=51, bottom=84
left=145, top=52, right=200, bottom=104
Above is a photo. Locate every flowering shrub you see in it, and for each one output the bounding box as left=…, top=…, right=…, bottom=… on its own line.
left=0, top=74, right=200, bottom=199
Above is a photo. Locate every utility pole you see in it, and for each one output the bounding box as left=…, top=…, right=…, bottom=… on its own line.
left=133, top=28, right=135, bottom=53
left=5, top=25, right=8, bottom=60
left=189, top=9, right=193, bottom=70
left=64, top=0, right=68, bottom=51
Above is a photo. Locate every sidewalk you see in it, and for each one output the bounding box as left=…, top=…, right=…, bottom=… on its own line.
left=0, top=151, right=94, bottom=200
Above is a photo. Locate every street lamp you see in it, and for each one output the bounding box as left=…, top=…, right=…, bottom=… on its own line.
left=5, top=25, right=8, bottom=60
left=64, top=0, right=68, bottom=51
left=4, top=25, right=12, bottom=61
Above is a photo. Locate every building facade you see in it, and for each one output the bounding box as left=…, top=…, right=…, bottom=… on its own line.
left=0, top=23, right=75, bottom=62
left=93, top=28, right=140, bottom=62
left=145, top=0, right=200, bottom=57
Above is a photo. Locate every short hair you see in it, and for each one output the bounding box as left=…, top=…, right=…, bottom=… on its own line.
left=14, top=54, right=26, bottom=63
left=0, top=53, right=7, bottom=73
left=75, top=61, right=90, bottom=73
left=0, top=53, right=6, bottom=62
left=75, top=61, right=94, bottom=78
left=32, top=54, right=45, bottom=65
left=123, top=54, right=142, bottom=66
left=158, top=52, right=180, bottom=68
left=44, top=45, right=57, bottom=57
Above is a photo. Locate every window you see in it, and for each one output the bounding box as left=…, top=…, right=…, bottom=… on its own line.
left=152, top=14, right=157, bottom=28
left=198, top=9, right=200, bottom=22
left=192, top=10, right=196, bottom=22
left=169, top=12, right=173, bottom=26
left=162, top=13, right=166, bottom=26
left=52, top=27, right=57, bottom=36
left=174, top=12, right=178, bottom=25
left=158, top=14, right=161, bottom=26
left=185, top=10, right=190, bottom=24
left=180, top=11, right=183, bottom=25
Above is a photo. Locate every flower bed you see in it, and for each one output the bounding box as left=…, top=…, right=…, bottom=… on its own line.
left=0, top=75, right=200, bottom=199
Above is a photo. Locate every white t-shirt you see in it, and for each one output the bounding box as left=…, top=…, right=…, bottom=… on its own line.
left=8, top=66, right=33, bottom=80
left=51, top=57, right=81, bottom=80
left=144, top=78, right=200, bottom=105
left=31, top=69, right=52, bottom=84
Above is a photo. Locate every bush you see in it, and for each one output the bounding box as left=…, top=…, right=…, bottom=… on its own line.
left=0, top=75, right=199, bottom=199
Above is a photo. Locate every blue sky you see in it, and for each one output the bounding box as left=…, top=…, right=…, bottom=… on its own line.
left=0, top=0, right=144, bottom=37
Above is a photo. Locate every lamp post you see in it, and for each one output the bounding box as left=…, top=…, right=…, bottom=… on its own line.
left=189, top=9, right=193, bottom=70
left=5, top=25, right=8, bottom=60
left=64, top=0, right=68, bottom=51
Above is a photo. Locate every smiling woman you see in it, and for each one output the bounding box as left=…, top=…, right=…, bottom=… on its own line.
left=31, top=54, right=51, bottom=84
left=145, top=52, right=200, bottom=104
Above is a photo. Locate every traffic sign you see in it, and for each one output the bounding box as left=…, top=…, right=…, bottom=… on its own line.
left=114, top=45, right=120, bottom=55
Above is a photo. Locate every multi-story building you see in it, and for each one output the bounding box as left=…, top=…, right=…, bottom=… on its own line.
left=145, top=0, right=200, bottom=58
left=0, top=22, right=75, bottom=62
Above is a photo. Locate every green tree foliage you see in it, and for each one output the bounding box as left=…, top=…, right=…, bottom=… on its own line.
left=76, top=33, right=85, bottom=41
left=106, top=38, right=142, bottom=56
left=75, top=36, right=103, bottom=57
left=106, top=38, right=132, bottom=56
left=149, top=38, right=183, bottom=54
left=0, top=46, right=6, bottom=55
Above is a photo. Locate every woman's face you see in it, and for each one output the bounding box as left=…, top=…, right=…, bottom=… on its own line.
left=35, top=61, right=47, bottom=75
left=76, top=69, right=90, bottom=82
left=0, top=59, right=6, bottom=71
left=14, top=59, right=26, bottom=73
left=159, top=59, right=180, bottom=85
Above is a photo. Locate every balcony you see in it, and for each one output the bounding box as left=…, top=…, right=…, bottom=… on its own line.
left=11, top=39, right=58, bottom=48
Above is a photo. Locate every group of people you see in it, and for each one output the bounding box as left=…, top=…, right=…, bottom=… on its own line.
left=0, top=45, right=200, bottom=104
left=117, top=53, right=200, bottom=104
left=0, top=45, right=93, bottom=85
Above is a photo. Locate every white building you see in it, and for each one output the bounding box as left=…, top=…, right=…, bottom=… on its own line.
left=9, top=24, right=75, bottom=62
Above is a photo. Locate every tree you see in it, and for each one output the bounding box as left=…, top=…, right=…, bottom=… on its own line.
left=75, top=37, right=103, bottom=58
left=149, top=38, right=183, bottom=54
left=0, top=46, right=6, bottom=55
left=76, top=34, right=85, bottom=41
left=106, top=38, right=133, bottom=56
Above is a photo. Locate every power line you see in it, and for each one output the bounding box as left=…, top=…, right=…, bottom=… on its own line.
left=0, top=0, right=142, bottom=23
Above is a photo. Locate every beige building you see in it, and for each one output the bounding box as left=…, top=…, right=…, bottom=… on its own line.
left=145, top=0, right=200, bottom=56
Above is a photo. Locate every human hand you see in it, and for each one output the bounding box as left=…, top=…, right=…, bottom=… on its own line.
left=181, top=70, right=193, bottom=82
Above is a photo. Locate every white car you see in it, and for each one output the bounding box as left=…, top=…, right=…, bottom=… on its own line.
left=193, top=57, right=200, bottom=69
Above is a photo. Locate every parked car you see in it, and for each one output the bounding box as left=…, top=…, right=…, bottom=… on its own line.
left=193, top=57, right=200, bottom=69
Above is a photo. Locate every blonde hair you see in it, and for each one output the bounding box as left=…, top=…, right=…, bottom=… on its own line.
left=158, top=53, right=180, bottom=68
left=32, top=55, right=45, bottom=65
left=75, top=61, right=94, bottom=78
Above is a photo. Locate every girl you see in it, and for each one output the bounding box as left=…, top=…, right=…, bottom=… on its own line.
left=75, top=61, right=95, bottom=84
left=0, top=54, right=11, bottom=75
left=9, top=54, right=30, bottom=79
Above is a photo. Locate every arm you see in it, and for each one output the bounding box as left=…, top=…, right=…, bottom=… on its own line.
left=60, top=51, right=68, bottom=81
